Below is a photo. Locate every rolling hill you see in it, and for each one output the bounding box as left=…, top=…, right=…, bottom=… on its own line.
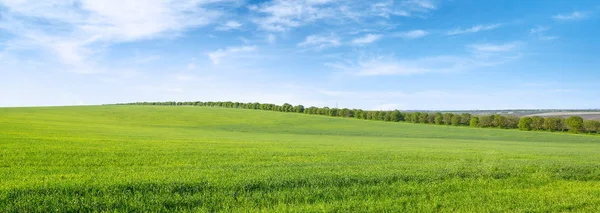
left=2, top=106, right=600, bottom=212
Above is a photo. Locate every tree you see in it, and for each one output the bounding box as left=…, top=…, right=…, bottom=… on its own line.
left=544, top=117, right=565, bottom=132
left=566, top=116, right=584, bottom=133
left=518, top=117, right=533, bottom=131
left=493, top=114, right=507, bottom=128
left=411, top=112, right=421, bottom=123
left=470, top=116, right=480, bottom=127
left=479, top=115, right=495, bottom=128
left=434, top=113, right=443, bottom=125
left=355, top=109, right=364, bottom=119
left=397, top=111, right=405, bottom=122
left=294, top=105, right=305, bottom=113
left=377, top=111, right=386, bottom=120
left=390, top=110, right=401, bottom=122
left=583, top=120, right=600, bottom=134
left=328, top=108, right=339, bottom=117
left=419, top=113, right=429, bottom=124
left=401, top=112, right=410, bottom=122
left=460, top=113, right=472, bottom=125
left=340, top=108, right=352, bottom=117
left=531, top=116, right=545, bottom=131
left=443, top=113, right=454, bottom=125
left=451, top=115, right=461, bottom=126
left=505, top=116, right=520, bottom=129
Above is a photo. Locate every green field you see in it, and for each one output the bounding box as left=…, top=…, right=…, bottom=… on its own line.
left=2, top=106, right=600, bottom=212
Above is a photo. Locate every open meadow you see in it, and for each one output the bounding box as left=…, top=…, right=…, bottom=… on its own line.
left=2, top=106, right=600, bottom=212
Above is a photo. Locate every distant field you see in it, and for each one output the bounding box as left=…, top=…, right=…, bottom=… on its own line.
left=2, top=106, right=600, bottom=212
left=526, top=112, right=600, bottom=121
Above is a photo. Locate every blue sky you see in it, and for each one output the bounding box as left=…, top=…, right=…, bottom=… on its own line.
left=1, top=0, right=599, bottom=110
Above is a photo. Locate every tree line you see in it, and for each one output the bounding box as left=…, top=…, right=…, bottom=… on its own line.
left=116, top=101, right=600, bottom=135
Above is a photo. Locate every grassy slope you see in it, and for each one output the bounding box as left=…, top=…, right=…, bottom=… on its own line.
left=1, top=106, right=600, bottom=212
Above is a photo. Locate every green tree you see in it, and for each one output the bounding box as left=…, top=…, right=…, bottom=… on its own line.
left=355, top=109, right=364, bottom=119
left=470, top=116, right=480, bottom=127
left=479, top=115, right=495, bottom=128
left=451, top=115, right=461, bottom=126
left=419, top=113, right=429, bottom=124
left=566, top=116, right=584, bottom=133
left=390, top=110, right=401, bottom=122
left=460, top=113, right=472, bottom=125
left=443, top=113, right=454, bottom=125
left=295, top=105, right=304, bottom=113
left=531, top=116, right=545, bottom=130
left=434, top=113, right=443, bottom=125
left=583, top=120, right=600, bottom=134
left=411, top=112, right=421, bottom=123
left=505, top=116, right=520, bottom=129
left=518, top=117, right=533, bottom=131
left=544, top=117, right=565, bottom=132
left=328, top=108, right=339, bottom=117
left=493, top=114, right=507, bottom=128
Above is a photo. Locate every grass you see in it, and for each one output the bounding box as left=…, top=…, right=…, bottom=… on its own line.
left=1, top=105, right=600, bottom=212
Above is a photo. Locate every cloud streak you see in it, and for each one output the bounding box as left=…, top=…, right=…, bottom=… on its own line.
left=216, top=20, right=243, bottom=31
left=298, top=34, right=341, bottom=50
left=447, top=23, right=502, bottom=35
left=208, top=45, right=257, bottom=65
left=352, top=34, right=382, bottom=45
left=469, top=42, right=519, bottom=52
left=553, top=11, right=590, bottom=21
left=250, top=0, right=438, bottom=32
left=393, top=30, right=429, bottom=39
left=329, top=42, right=522, bottom=76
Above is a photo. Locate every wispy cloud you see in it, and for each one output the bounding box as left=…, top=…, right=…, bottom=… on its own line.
left=352, top=34, right=382, bottom=45
left=393, top=30, right=429, bottom=39
left=249, top=0, right=336, bottom=32
left=553, top=11, right=590, bottom=21
left=530, top=26, right=549, bottom=34
left=250, top=0, right=438, bottom=32
left=530, top=26, right=558, bottom=41
left=469, top=42, right=519, bottom=52
left=447, top=23, right=502, bottom=35
left=369, top=0, right=437, bottom=18
left=207, top=45, right=257, bottom=65
left=298, top=34, right=341, bottom=50
left=0, top=0, right=233, bottom=73
left=216, top=21, right=243, bottom=31
left=329, top=42, right=521, bottom=76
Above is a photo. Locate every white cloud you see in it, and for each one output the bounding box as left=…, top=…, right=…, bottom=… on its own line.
left=393, top=30, right=428, bottom=39
left=530, top=26, right=558, bottom=41
left=249, top=0, right=334, bottom=32
left=0, top=0, right=232, bottom=73
left=530, top=26, right=548, bottom=34
left=207, top=45, right=257, bottom=65
left=216, top=20, right=243, bottom=31
left=447, top=23, right=502, bottom=35
left=352, top=34, right=382, bottom=45
left=250, top=0, right=438, bottom=32
left=329, top=42, right=521, bottom=76
left=349, top=56, right=472, bottom=76
left=553, top=11, right=590, bottom=21
left=469, top=42, right=518, bottom=52
left=298, top=34, right=341, bottom=50
left=369, top=0, right=437, bottom=18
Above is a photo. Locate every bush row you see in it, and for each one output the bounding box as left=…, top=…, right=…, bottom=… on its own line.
left=116, top=101, right=600, bottom=134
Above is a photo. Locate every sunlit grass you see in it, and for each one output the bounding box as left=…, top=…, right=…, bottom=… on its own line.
left=1, top=106, right=600, bottom=212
